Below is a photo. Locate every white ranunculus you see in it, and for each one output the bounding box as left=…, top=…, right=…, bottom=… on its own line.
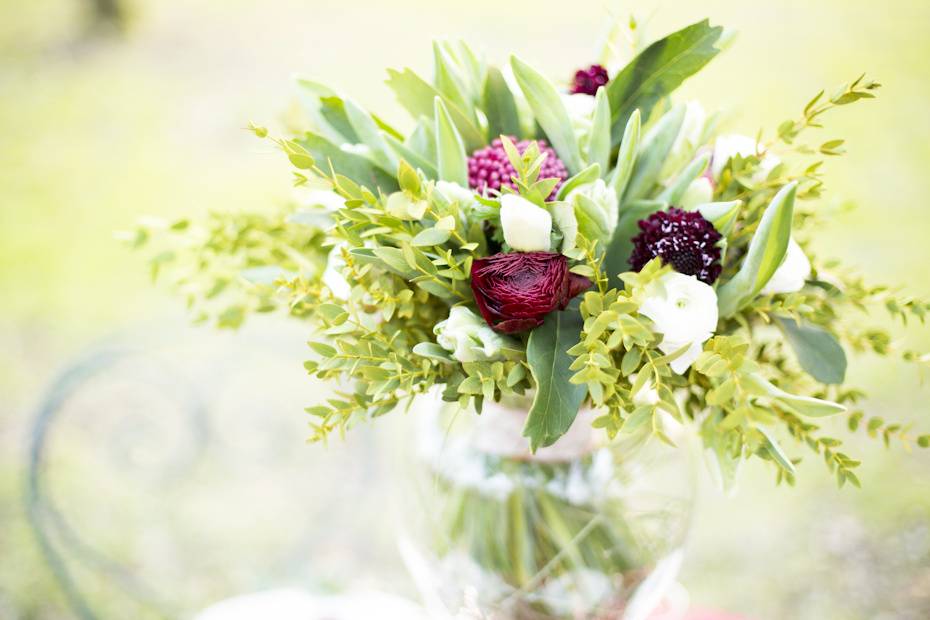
left=434, top=306, right=507, bottom=363
left=499, top=194, right=551, bottom=252
left=711, top=133, right=780, bottom=181
left=435, top=181, right=477, bottom=207
left=639, top=272, right=719, bottom=374
left=565, top=179, right=619, bottom=245
left=760, top=237, right=811, bottom=295
left=679, top=176, right=714, bottom=211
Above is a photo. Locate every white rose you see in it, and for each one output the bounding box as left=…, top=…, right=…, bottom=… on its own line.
left=434, top=306, right=507, bottom=363
left=565, top=179, right=619, bottom=245
left=711, top=134, right=780, bottom=181
left=499, top=194, right=551, bottom=252
left=639, top=272, right=718, bottom=374
left=760, top=237, right=811, bottom=295
left=679, top=176, right=714, bottom=211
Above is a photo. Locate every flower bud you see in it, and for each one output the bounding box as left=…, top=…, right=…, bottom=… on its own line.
left=760, top=237, right=811, bottom=295
left=434, top=306, right=507, bottom=362
left=565, top=179, right=619, bottom=246
left=499, top=194, right=552, bottom=252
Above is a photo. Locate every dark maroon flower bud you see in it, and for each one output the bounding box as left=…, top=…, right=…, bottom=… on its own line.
left=629, top=207, right=723, bottom=284
left=467, top=137, right=568, bottom=200
left=470, top=252, right=591, bottom=333
left=570, top=64, right=609, bottom=96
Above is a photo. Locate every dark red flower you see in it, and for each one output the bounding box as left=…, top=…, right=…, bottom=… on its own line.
left=467, top=138, right=568, bottom=200
left=570, top=64, right=609, bottom=96
left=629, top=207, right=723, bottom=284
left=470, top=252, right=591, bottom=333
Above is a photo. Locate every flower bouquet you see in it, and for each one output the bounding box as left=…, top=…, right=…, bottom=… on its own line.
left=132, top=14, right=930, bottom=620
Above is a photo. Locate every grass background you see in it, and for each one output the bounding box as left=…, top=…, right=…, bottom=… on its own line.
left=1, top=0, right=929, bottom=617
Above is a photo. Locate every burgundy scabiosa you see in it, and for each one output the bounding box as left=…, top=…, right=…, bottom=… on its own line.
left=570, top=64, right=610, bottom=96
left=467, top=138, right=568, bottom=200
left=629, top=207, right=723, bottom=284
left=470, top=252, right=591, bottom=333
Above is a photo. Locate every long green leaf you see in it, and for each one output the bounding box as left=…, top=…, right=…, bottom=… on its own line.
left=296, top=132, right=398, bottom=192
left=587, top=87, right=611, bottom=172
left=756, top=426, right=796, bottom=475
left=556, top=163, right=601, bottom=201
left=745, top=373, right=846, bottom=418
left=523, top=301, right=588, bottom=451
left=434, top=97, right=468, bottom=186
left=609, top=109, right=641, bottom=202
left=658, top=152, right=710, bottom=204
left=623, top=104, right=685, bottom=202
left=343, top=99, right=398, bottom=172
left=510, top=56, right=584, bottom=174
left=696, top=200, right=742, bottom=235
left=776, top=317, right=848, bottom=385
left=607, top=19, right=724, bottom=145
left=483, top=66, right=522, bottom=141
left=385, top=68, right=485, bottom=151
left=384, top=134, right=438, bottom=179
left=433, top=41, right=473, bottom=116
left=717, top=182, right=797, bottom=316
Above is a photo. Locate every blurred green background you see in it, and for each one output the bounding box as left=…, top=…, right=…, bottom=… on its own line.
left=2, top=0, right=929, bottom=618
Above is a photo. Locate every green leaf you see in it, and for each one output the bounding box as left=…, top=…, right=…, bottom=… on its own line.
left=510, top=56, right=584, bottom=174
left=623, top=104, right=685, bottom=202
left=483, top=66, right=522, bottom=141
left=343, top=98, right=398, bottom=172
left=776, top=317, right=847, bottom=385
left=384, top=134, right=438, bottom=179
left=411, top=227, right=451, bottom=246
left=609, top=109, right=641, bottom=202
left=523, top=300, right=588, bottom=451
left=756, top=426, right=797, bottom=475
left=296, top=132, right=398, bottom=192
left=587, top=87, right=611, bottom=172
left=717, top=182, right=797, bottom=316
left=745, top=373, right=846, bottom=418
left=412, top=342, right=455, bottom=363
left=434, top=97, right=469, bottom=186
left=433, top=41, right=473, bottom=115
left=385, top=68, right=485, bottom=151
left=696, top=200, right=742, bottom=235
left=658, top=152, right=710, bottom=204
left=607, top=19, right=724, bottom=145
left=556, top=163, right=601, bottom=200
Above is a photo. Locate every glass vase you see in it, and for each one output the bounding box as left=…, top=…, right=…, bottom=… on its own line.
left=398, top=394, right=696, bottom=620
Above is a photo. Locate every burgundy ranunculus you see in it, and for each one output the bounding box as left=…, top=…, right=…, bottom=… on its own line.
left=470, top=252, right=591, bottom=333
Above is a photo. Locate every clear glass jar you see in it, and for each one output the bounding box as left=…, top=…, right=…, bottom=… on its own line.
left=397, top=394, right=696, bottom=620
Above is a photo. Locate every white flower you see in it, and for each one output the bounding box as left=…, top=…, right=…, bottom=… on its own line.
left=639, top=272, right=718, bottom=374
left=434, top=306, right=507, bottom=363
left=711, top=133, right=780, bottom=181
left=340, top=143, right=371, bottom=157
left=499, top=194, right=551, bottom=252
left=629, top=373, right=660, bottom=407
left=761, top=237, right=811, bottom=295
left=322, top=244, right=351, bottom=300
left=434, top=181, right=477, bottom=207
left=565, top=179, right=619, bottom=245
left=679, top=176, right=714, bottom=210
